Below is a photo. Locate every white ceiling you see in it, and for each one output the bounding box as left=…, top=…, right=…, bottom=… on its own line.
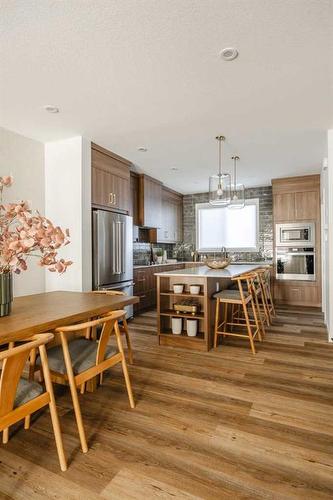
left=1, top=0, right=332, bottom=194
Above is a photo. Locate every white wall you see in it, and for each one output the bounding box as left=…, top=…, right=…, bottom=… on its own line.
left=0, top=127, right=45, bottom=296
left=44, top=136, right=92, bottom=292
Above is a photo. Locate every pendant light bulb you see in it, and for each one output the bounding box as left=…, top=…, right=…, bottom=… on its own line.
left=209, top=136, right=231, bottom=206
left=229, top=155, right=245, bottom=209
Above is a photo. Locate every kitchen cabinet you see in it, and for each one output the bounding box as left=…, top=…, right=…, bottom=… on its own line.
left=91, top=143, right=131, bottom=212
left=272, top=174, right=321, bottom=307
left=133, top=263, right=185, bottom=313
left=157, top=187, right=183, bottom=243
left=129, top=171, right=140, bottom=225
left=138, top=175, right=162, bottom=228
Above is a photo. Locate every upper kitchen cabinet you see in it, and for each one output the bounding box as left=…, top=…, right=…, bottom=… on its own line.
left=91, top=143, right=131, bottom=212
left=157, top=187, right=183, bottom=243
left=272, top=175, right=320, bottom=222
left=138, top=174, right=162, bottom=227
left=129, top=171, right=140, bottom=225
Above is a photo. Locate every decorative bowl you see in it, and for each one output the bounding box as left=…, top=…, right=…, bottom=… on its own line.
left=204, top=257, right=231, bottom=269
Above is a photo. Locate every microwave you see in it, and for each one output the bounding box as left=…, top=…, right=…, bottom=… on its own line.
left=275, top=222, right=315, bottom=247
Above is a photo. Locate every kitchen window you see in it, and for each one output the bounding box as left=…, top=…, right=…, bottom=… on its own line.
left=196, top=199, right=259, bottom=252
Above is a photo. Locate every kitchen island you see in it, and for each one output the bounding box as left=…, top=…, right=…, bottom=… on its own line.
left=155, top=264, right=263, bottom=351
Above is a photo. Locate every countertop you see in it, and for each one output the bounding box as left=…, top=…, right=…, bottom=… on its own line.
left=134, top=260, right=272, bottom=270
left=154, top=264, right=263, bottom=279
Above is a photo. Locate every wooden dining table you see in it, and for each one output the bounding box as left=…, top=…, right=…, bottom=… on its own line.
left=0, top=291, right=139, bottom=344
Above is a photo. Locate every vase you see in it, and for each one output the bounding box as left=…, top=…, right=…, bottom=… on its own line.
left=0, top=272, right=13, bottom=317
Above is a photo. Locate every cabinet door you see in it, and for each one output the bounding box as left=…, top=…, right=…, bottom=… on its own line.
left=112, top=175, right=130, bottom=212
left=141, top=176, right=162, bottom=228
left=295, top=191, right=319, bottom=221
left=273, top=193, right=295, bottom=221
left=92, top=166, right=114, bottom=207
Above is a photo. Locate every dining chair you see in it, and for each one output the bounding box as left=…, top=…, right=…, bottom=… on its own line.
left=38, top=310, right=135, bottom=454
left=91, top=290, right=134, bottom=364
left=0, top=333, right=67, bottom=472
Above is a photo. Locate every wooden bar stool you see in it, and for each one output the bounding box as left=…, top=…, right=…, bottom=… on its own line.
left=213, top=273, right=262, bottom=354
left=256, top=267, right=275, bottom=324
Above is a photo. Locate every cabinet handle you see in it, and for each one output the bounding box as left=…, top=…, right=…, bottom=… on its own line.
left=109, top=193, right=113, bottom=204
left=114, top=193, right=117, bottom=205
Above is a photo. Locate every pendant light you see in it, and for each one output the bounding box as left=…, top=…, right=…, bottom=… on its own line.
left=209, top=136, right=231, bottom=206
left=229, top=155, right=245, bottom=209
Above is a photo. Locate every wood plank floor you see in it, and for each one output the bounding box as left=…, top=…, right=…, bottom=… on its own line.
left=1, top=306, right=333, bottom=499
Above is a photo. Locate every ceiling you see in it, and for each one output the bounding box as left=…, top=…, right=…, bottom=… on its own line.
left=1, top=0, right=332, bottom=194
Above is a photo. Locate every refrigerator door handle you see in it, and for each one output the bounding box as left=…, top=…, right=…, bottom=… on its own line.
left=112, top=221, right=116, bottom=274
left=115, top=221, right=122, bottom=275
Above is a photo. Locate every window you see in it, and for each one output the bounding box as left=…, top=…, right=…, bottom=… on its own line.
left=196, top=199, right=259, bottom=252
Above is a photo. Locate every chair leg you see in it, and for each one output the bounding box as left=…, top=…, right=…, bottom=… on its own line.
left=99, top=373, right=103, bottom=385
left=28, top=348, right=36, bottom=381
left=24, top=415, right=31, bottom=430
left=223, top=302, right=228, bottom=335
left=242, top=301, right=256, bottom=355
left=122, top=319, right=134, bottom=365
left=214, top=299, right=220, bottom=348
left=254, top=292, right=265, bottom=339
left=80, top=383, right=86, bottom=395
left=39, top=344, right=67, bottom=472
left=60, top=333, right=88, bottom=454
left=114, top=322, right=135, bottom=408
left=251, top=298, right=262, bottom=342
left=2, top=428, right=9, bottom=444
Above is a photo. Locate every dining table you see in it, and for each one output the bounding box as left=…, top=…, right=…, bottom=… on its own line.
left=0, top=290, right=139, bottom=344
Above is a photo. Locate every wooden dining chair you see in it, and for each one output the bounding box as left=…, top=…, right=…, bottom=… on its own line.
left=91, top=290, right=134, bottom=364
left=0, top=334, right=67, bottom=472
left=38, top=310, right=135, bottom=454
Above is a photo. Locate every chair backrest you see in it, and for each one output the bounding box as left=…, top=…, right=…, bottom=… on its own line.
left=55, top=310, right=126, bottom=365
left=0, top=333, right=54, bottom=417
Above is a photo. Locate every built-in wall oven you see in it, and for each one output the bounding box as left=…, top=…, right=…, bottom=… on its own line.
left=276, top=222, right=315, bottom=247
left=276, top=247, right=315, bottom=281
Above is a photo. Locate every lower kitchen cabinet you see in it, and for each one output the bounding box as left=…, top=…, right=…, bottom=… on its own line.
left=274, top=282, right=321, bottom=307
left=133, top=264, right=185, bottom=313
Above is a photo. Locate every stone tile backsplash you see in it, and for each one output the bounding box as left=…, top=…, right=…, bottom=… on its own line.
left=183, top=186, right=273, bottom=261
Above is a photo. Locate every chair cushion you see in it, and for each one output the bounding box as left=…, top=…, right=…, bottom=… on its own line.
left=38, top=338, right=117, bottom=375
left=214, top=289, right=250, bottom=300
left=0, top=370, right=44, bottom=408
left=15, top=378, right=44, bottom=408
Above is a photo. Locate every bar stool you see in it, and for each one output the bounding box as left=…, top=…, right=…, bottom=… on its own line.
left=213, top=273, right=262, bottom=354
left=256, top=267, right=275, bottom=324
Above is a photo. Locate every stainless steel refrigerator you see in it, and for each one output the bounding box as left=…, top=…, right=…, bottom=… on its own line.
left=92, top=210, right=134, bottom=318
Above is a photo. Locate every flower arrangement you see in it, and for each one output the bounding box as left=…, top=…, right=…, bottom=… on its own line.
left=0, top=175, right=72, bottom=275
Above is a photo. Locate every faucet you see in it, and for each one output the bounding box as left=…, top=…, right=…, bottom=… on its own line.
left=221, top=246, right=228, bottom=260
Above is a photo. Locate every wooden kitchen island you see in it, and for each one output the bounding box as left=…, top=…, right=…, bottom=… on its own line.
left=155, top=264, right=262, bottom=351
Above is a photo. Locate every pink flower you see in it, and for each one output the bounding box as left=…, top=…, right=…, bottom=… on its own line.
left=0, top=176, right=13, bottom=187
left=0, top=176, right=72, bottom=275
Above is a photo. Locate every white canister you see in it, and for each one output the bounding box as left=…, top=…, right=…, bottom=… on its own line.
left=186, top=319, right=198, bottom=337
left=171, top=317, right=182, bottom=335
left=173, top=283, right=184, bottom=294
left=189, top=284, right=201, bottom=295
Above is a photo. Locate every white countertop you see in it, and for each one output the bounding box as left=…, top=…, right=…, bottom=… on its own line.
left=154, top=264, right=264, bottom=279
left=134, top=260, right=272, bottom=270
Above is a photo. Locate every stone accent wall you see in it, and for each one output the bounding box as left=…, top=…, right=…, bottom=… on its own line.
left=183, top=186, right=273, bottom=261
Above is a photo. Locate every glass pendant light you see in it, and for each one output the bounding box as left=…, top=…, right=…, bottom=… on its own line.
left=209, top=136, right=231, bottom=206
left=229, top=155, right=245, bottom=209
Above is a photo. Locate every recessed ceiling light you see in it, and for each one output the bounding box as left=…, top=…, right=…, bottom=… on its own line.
left=137, top=146, right=147, bottom=152
left=44, top=104, right=59, bottom=113
left=220, top=47, right=238, bottom=61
